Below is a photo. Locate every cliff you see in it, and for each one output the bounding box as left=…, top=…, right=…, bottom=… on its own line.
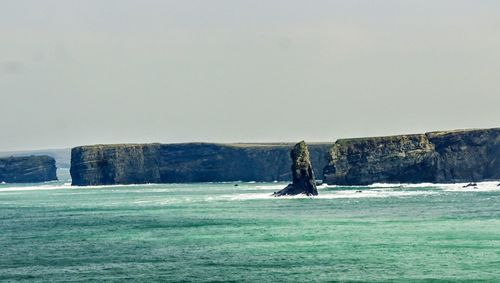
left=0, top=148, right=71, bottom=169
left=71, top=143, right=332, bottom=186
left=70, top=144, right=162, bottom=185
left=0, top=155, right=57, bottom=183
left=274, top=141, right=318, bottom=196
left=323, top=128, right=500, bottom=185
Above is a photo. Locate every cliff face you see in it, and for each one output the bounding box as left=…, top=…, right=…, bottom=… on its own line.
left=323, top=128, right=500, bottom=185
left=427, top=129, right=500, bottom=183
left=71, top=143, right=332, bottom=186
left=0, top=148, right=71, bottom=169
left=70, top=144, right=161, bottom=185
left=0, top=155, right=57, bottom=183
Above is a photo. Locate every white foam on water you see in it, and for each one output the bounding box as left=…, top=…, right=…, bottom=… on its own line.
left=403, top=183, right=438, bottom=188
left=0, top=180, right=498, bottom=198
left=317, top=183, right=330, bottom=189
left=362, top=182, right=437, bottom=189
left=323, top=181, right=500, bottom=191
left=368, top=183, right=405, bottom=188
left=222, top=189, right=438, bottom=201
left=131, top=200, right=151, bottom=204
left=255, top=184, right=286, bottom=190
left=223, top=180, right=500, bottom=201
left=0, top=182, right=166, bottom=192
left=0, top=184, right=71, bottom=192
left=363, top=181, right=500, bottom=192
left=255, top=183, right=335, bottom=192
left=227, top=193, right=275, bottom=201
left=76, top=183, right=164, bottom=189
left=439, top=181, right=500, bottom=192
left=328, top=190, right=437, bottom=199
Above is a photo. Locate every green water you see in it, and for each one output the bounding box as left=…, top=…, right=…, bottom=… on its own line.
left=1, top=178, right=499, bottom=282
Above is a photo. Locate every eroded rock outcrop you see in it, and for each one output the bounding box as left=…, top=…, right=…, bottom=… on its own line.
left=273, top=141, right=318, bottom=196
left=323, top=128, right=500, bottom=185
left=71, top=142, right=332, bottom=186
left=70, top=144, right=162, bottom=186
left=0, top=155, right=57, bottom=183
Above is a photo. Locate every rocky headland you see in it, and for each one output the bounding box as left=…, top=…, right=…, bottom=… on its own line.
left=70, top=143, right=332, bottom=186
left=273, top=141, right=318, bottom=196
left=0, top=148, right=71, bottom=169
left=323, top=128, right=500, bottom=185
left=70, top=127, right=500, bottom=186
left=0, top=155, right=57, bottom=183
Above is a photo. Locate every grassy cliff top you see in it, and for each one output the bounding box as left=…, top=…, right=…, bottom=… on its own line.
left=335, top=134, right=426, bottom=145
left=425, top=127, right=500, bottom=137
left=73, top=142, right=333, bottom=150
left=70, top=127, right=499, bottom=151
left=335, top=127, right=500, bottom=145
left=74, top=143, right=162, bottom=150
left=0, top=155, right=55, bottom=162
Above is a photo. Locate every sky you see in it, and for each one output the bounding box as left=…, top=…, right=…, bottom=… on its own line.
left=1, top=0, right=500, bottom=151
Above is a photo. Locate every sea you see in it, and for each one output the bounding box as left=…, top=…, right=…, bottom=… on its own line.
left=1, top=169, right=499, bottom=282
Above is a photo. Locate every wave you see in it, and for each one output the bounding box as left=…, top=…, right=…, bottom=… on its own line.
left=366, top=181, right=500, bottom=192
left=0, top=182, right=166, bottom=192
left=0, top=184, right=71, bottom=192
left=439, top=181, right=500, bottom=192
left=255, top=184, right=286, bottom=190
left=1, top=180, right=498, bottom=195
left=221, top=189, right=439, bottom=201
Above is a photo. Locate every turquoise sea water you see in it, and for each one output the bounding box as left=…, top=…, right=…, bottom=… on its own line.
left=1, top=171, right=500, bottom=282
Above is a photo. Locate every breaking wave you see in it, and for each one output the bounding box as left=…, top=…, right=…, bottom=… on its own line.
left=1, top=180, right=498, bottom=199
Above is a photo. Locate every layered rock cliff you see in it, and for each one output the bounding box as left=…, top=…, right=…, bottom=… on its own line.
left=71, top=143, right=332, bottom=186
left=0, top=155, right=57, bottom=183
left=274, top=141, right=318, bottom=196
left=0, top=148, right=71, bottom=169
left=70, top=144, right=162, bottom=185
left=323, top=128, right=500, bottom=185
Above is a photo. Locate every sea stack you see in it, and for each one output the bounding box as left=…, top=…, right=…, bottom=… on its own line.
left=274, top=141, right=318, bottom=196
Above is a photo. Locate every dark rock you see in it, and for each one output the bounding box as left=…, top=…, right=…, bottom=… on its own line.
left=462, top=183, right=477, bottom=188
left=70, top=144, right=162, bottom=186
left=71, top=142, right=332, bottom=186
left=0, top=148, right=70, bottom=169
left=323, top=128, right=500, bottom=185
left=273, top=141, right=318, bottom=196
left=0, top=155, right=57, bottom=183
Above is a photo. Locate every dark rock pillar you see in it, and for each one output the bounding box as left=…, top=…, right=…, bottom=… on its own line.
left=274, top=141, right=318, bottom=196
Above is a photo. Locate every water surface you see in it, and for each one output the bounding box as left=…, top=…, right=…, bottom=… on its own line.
left=1, top=177, right=499, bottom=282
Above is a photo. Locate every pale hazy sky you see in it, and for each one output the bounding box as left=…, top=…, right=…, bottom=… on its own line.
left=1, top=0, right=500, bottom=151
